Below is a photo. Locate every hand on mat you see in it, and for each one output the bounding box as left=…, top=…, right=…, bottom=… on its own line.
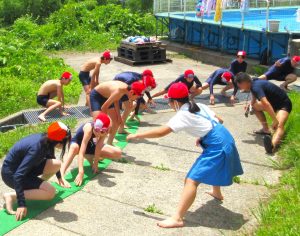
left=129, top=114, right=140, bottom=122
left=16, top=207, right=27, bottom=221
left=230, top=96, right=236, bottom=105
left=75, top=172, right=84, bottom=186
left=148, top=99, right=156, bottom=107
left=127, top=134, right=138, bottom=141
left=92, top=161, right=99, bottom=174
left=210, top=95, right=215, bottom=105
left=271, top=119, right=279, bottom=130
left=57, top=177, right=71, bottom=188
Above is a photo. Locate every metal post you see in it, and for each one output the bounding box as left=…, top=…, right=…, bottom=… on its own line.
left=266, top=0, right=270, bottom=32
left=168, top=0, right=170, bottom=17
left=256, top=0, right=258, bottom=8
left=183, top=0, right=186, bottom=20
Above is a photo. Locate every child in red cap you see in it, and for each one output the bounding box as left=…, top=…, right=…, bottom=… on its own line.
left=152, top=69, right=202, bottom=100
left=37, top=72, right=72, bottom=122
left=1, top=121, right=71, bottom=221
left=229, top=51, right=248, bottom=76
left=127, top=82, right=243, bottom=228
left=60, top=113, right=122, bottom=187
left=259, top=55, right=300, bottom=91
left=90, top=80, right=145, bottom=145
left=113, top=69, right=157, bottom=133
left=202, top=68, right=236, bottom=105
left=79, top=50, right=113, bottom=108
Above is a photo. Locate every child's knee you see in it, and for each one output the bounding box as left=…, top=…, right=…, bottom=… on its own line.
left=47, top=186, right=56, bottom=199
left=113, top=148, right=122, bottom=159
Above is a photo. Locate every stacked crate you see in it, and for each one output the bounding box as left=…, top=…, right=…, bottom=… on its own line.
left=115, top=41, right=168, bottom=65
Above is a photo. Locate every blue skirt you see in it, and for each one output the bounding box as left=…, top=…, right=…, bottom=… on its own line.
left=187, top=124, right=243, bottom=186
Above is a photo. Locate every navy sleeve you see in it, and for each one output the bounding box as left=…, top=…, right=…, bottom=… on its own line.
left=193, top=76, right=202, bottom=88
left=145, top=91, right=151, bottom=100
left=252, top=84, right=266, bottom=100
left=165, top=77, right=181, bottom=91
left=208, top=72, right=219, bottom=95
left=243, top=62, right=248, bottom=72
left=13, top=147, right=41, bottom=207
left=229, top=60, right=236, bottom=75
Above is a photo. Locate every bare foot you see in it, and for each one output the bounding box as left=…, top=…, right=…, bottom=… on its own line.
left=157, top=217, right=184, bottom=228
left=38, top=115, right=46, bottom=122
left=206, top=191, right=224, bottom=201
left=3, top=193, right=16, bottom=214
left=220, top=90, right=227, bottom=97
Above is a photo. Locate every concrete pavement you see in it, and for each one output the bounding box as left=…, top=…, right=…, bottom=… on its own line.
left=0, top=52, right=286, bottom=235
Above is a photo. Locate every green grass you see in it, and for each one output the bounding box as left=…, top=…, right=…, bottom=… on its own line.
left=0, top=118, right=77, bottom=158
left=256, top=92, right=300, bottom=235
left=144, top=204, right=163, bottom=215
left=153, top=163, right=170, bottom=171
left=232, top=176, right=241, bottom=184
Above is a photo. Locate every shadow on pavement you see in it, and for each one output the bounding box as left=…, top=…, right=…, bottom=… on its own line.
left=97, top=172, right=117, bottom=188
left=131, top=139, right=200, bottom=154
left=121, top=153, right=152, bottom=166
left=132, top=210, right=165, bottom=221
left=185, top=199, right=248, bottom=230
left=38, top=208, right=78, bottom=223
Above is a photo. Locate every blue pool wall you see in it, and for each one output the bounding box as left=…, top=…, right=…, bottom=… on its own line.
left=157, top=10, right=300, bottom=64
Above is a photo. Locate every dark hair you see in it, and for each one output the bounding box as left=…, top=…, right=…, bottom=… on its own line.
left=169, top=97, right=200, bottom=114
left=41, top=131, right=71, bottom=160
left=235, top=72, right=252, bottom=84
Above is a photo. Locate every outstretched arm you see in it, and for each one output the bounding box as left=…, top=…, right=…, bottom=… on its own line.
left=127, top=125, right=172, bottom=141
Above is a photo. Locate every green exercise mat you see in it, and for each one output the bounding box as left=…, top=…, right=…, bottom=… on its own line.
left=0, top=118, right=140, bottom=235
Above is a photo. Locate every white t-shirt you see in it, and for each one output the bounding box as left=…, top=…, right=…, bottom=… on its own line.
left=167, top=103, right=217, bottom=137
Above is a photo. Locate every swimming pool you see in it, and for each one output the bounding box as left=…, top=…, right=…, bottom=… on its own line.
left=172, top=7, right=300, bottom=32
left=156, top=7, right=300, bottom=63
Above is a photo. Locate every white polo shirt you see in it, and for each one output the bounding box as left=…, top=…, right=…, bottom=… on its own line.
left=167, top=103, right=217, bottom=138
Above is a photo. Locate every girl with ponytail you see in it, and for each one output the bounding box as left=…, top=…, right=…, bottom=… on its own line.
left=127, top=82, right=242, bottom=228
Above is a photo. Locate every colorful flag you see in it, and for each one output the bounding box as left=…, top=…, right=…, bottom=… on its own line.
left=214, top=0, right=222, bottom=22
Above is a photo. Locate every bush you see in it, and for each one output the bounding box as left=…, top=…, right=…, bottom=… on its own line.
left=1, top=0, right=62, bottom=25
left=0, top=118, right=77, bottom=158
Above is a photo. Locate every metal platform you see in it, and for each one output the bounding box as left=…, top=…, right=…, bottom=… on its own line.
left=114, top=56, right=172, bottom=66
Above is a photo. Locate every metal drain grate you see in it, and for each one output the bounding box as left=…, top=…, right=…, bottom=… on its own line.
left=23, top=106, right=91, bottom=124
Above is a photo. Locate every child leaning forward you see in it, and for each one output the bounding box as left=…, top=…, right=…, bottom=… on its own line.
left=127, top=83, right=243, bottom=228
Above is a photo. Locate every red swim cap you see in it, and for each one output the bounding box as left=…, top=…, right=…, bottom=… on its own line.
left=102, top=50, right=113, bottom=60
left=48, top=121, right=70, bottom=141
left=94, top=112, right=110, bottom=131
left=292, top=56, right=300, bottom=63
left=142, top=69, right=153, bottom=77
left=184, top=69, right=194, bottom=78
left=131, top=82, right=146, bottom=96
left=61, top=72, right=72, bottom=80
left=221, top=72, right=232, bottom=82
left=237, top=51, right=246, bottom=57
left=167, top=82, right=189, bottom=99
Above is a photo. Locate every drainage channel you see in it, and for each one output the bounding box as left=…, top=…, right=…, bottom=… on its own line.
left=0, top=106, right=91, bottom=133
left=0, top=93, right=251, bottom=133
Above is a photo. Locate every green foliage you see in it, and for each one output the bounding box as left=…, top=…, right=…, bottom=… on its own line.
left=0, top=118, right=77, bottom=158
left=0, top=2, right=156, bottom=118
left=144, top=204, right=163, bottom=214
left=252, top=65, right=268, bottom=76
left=40, top=3, right=156, bottom=50
left=0, top=25, right=81, bottom=118
left=1, top=0, right=62, bottom=25
left=256, top=92, right=300, bottom=235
